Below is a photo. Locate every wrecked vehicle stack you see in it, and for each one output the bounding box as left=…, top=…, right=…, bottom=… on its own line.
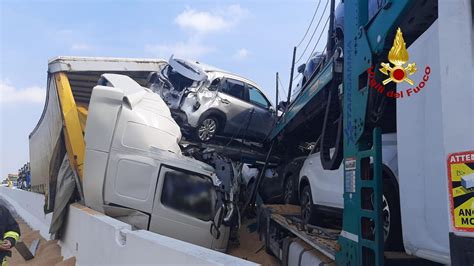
left=14, top=0, right=474, bottom=265
left=29, top=57, right=244, bottom=252
left=29, top=55, right=285, bottom=259
left=148, top=57, right=276, bottom=143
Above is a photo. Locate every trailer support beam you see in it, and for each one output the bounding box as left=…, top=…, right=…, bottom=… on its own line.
left=55, top=72, right=85, bottom=181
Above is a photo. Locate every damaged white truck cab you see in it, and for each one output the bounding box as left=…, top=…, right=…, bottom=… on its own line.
left=149, top=57, right=276, bottom=142
left=83, top=74, right=230, bottom=251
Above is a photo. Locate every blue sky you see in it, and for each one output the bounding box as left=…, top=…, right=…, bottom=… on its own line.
left=0, top=0, right=329, bottom=179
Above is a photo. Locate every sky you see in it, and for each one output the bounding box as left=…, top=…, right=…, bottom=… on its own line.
left=0, top=0, right=330, bottom=179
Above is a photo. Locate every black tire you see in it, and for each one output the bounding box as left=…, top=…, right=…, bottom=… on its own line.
left=383, top=178, right=403, bottom=251
left=300, top=185, right=322, bottom=226
left=195, top=116, right=219, bottom=142
left=283, top=176, right=298, bottom=205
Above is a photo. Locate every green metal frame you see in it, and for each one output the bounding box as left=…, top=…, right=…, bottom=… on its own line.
left=337, top=0, right=415, bottom=265
left=269, top=61, right=334, bottom=140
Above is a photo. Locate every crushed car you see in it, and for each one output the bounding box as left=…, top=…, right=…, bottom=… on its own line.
left=148, top=56, right=277, bottom=142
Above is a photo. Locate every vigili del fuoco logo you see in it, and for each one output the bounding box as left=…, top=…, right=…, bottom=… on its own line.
left=367, top=27, right=431, bottom=98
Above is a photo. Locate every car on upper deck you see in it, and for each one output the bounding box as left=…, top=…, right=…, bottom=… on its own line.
left=148, top=57, right=276, bottom=143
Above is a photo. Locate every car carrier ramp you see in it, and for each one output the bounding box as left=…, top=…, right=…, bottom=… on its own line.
left=259, top=204, right=339, bottom=263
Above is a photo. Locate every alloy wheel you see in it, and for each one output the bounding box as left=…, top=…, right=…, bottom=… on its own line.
left=198, top=118, right=217, bottom=141
left=301, top=190, right=311, bottom=223
left=370, top=194, right=391, bottom=242
left=382, top=195, right=391, bottom=241
left=284, top=179, right=293, bottom=204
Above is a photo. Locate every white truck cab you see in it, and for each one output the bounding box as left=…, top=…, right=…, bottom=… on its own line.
left=82, top=74, right=230, bottom=251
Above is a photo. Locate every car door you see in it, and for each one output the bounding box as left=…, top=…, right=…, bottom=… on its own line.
left=302, top=148, right=344, bottom=209
left=217, top=78, right=254, bottom=134
left=149, top=166, right=216, bottom=249
left=246, top=84, right=276, bottom=140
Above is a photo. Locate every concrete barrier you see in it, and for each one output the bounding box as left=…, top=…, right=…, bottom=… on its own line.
left=0, top=187, right=52, bottom=240
left=0, top=187, right=255, bottom=265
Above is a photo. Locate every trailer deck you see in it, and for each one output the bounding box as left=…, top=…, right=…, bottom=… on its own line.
left=270, top=209, right=339, bottom=260
left=180, top=137, right=278, bottom=164
left=259, top=204, right=339, bottom=263
left=258, top=205, right=441, bottom=265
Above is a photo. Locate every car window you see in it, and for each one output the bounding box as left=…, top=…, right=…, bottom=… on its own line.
left=221, top=79, right=246, bottom=100
left=161, top=169, right=215, bottom=221
left=248, top=85, right=270, bottom=109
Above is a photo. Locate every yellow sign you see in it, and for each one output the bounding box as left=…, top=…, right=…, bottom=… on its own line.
left=379, top=28, right=417, bottom=85
left=448, top=151, right=474, bottom=232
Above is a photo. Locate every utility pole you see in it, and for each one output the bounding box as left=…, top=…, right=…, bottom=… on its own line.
left=276, top=72, right=279, bottom=107
left=286, top=46, right=297, bottom=107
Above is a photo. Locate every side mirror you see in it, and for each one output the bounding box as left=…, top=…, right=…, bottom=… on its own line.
left=297, top=63, right=306, bottom=74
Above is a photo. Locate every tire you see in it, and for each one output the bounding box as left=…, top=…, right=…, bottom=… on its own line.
left=300, top=185, right=322, bottom=225
left=382, top=178, right=403, bottom=251
left=195, top=116, right=219, bottom=142
left=283, top=176, right=298, bottom=205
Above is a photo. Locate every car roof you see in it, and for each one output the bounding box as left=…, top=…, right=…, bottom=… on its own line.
left=178, top=59, right=261, bottom=89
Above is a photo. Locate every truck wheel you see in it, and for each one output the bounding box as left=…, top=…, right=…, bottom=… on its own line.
left=382, top=179, right=403, bottom=251
left=196, top=117, right=219, bottom=142
left=283, top=177, right=298, bottom=205
left=300, top=186, right=322, bottom=225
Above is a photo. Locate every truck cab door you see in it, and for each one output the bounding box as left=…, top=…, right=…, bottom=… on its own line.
left=149, top=166, right=217, bottom=249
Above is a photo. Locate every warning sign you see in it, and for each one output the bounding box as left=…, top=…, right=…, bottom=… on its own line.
left=448, top=151, right=474, bottom=232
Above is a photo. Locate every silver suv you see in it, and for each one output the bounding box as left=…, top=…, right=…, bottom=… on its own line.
left=148, top=57, right=276, bottom=142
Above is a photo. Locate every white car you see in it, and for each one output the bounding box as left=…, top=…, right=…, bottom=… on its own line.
left=298, top=133, right=403, bottom=250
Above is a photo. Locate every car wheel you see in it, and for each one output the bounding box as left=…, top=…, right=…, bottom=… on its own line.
left=283, top=177, right=297, bottom=205
left=382, top=179, right=403, bottom=251
left=196, top=117, right=219, bottom=142
left=300, top=185, right=321, bottom=225
left=369, top=179, right=403, bottom=251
